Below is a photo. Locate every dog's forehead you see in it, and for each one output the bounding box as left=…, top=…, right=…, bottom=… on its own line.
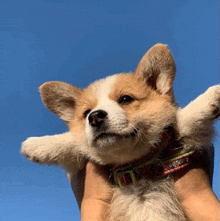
left=93, top=74, right=118, bottom=100
left=86, top=73, right=146, bottom=103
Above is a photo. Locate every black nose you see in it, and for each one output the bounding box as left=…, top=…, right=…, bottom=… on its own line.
left=88, top=110, right=108, bottom=127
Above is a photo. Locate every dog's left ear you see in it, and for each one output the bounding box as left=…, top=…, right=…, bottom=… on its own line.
left=39, top=81, right=82, bottom=122
left=135, top=43, right=176, bottom=95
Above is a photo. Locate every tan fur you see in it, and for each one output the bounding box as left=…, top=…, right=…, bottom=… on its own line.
left=21, top=43, right=220, bottom=221
left=135, top=43, right=176, bottom=95
left=40, top=81, right=83, bottom=123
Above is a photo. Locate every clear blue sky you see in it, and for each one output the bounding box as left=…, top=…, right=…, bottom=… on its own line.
left=1, top=1, right=219, bottom=220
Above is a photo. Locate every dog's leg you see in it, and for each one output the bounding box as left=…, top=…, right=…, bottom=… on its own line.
left=177, top=85, right=220, bottom=148
left=21, top=132, right=84, bottom=171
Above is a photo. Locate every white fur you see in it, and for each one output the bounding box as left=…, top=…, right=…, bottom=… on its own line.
left=177, top=85, right=220, bottom=148
left=21, top=132, right=85, bottom=171
left=110, top=178, right=186, bottom=221
left=85, top=75, right=128, bottom=148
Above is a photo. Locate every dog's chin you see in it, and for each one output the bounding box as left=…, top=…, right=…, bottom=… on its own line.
left=93, top=129, right=138, bottom=150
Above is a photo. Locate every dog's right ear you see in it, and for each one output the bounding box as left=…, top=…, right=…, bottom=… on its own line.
left=39, top=81, right=82, bottom=122
left=135, top=43, right=176, bottom=96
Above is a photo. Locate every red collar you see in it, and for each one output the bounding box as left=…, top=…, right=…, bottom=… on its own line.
left=112, top=148, right=196, bottom=188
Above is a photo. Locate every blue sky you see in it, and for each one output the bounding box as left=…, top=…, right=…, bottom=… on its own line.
left=1, top=0, right=219, bottom=220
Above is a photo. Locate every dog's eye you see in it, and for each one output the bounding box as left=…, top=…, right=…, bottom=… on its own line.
left=118, top=95, right=134, bottom=104
left=83, top=109, right=91, bottom=118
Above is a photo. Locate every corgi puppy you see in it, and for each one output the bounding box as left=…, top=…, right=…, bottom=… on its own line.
left=21, top=44, right=220, bottom=221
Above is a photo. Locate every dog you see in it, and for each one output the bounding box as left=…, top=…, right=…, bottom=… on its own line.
left=21, top=43, right=220, bottom=221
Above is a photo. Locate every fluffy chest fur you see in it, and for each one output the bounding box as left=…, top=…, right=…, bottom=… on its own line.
left=21, top=43, right=220, bottom=221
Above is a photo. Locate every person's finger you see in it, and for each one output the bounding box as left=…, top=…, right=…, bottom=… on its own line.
left=83, top=162, right=113, bottom=203
left=67, top=168, right=86, bottom=208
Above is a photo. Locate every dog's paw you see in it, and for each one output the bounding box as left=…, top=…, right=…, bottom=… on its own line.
left=21, top=137, right=50, bottom=164
left=205, top=85, right=220, bottom=118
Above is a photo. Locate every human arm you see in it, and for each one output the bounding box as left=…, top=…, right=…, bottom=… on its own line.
left=174, top=167, right=219, bottom=221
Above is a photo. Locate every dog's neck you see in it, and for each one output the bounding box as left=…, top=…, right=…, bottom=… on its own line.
left=111, top=128, right=196, bottom=188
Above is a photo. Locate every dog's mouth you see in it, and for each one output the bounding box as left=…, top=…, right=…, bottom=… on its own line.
left=94, top=128, right=138, bottom=142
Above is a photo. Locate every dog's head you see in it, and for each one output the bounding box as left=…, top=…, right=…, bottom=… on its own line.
left=40, top=44, right=177, bottom=165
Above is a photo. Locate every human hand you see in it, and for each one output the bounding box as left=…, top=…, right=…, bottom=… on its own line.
left=67, top=161, right=113, bottom=221
left=174, top=167, right=219, bottom=221
left=173, top=148, right=219, bottom=221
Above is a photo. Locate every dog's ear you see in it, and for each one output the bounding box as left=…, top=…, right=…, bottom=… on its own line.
left=135, top=43, right=176, bottom=95
left=39, top=81, right=82, bottom=122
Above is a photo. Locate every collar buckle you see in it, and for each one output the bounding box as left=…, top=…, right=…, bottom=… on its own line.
left=115, top=170, right=137, bottom=188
